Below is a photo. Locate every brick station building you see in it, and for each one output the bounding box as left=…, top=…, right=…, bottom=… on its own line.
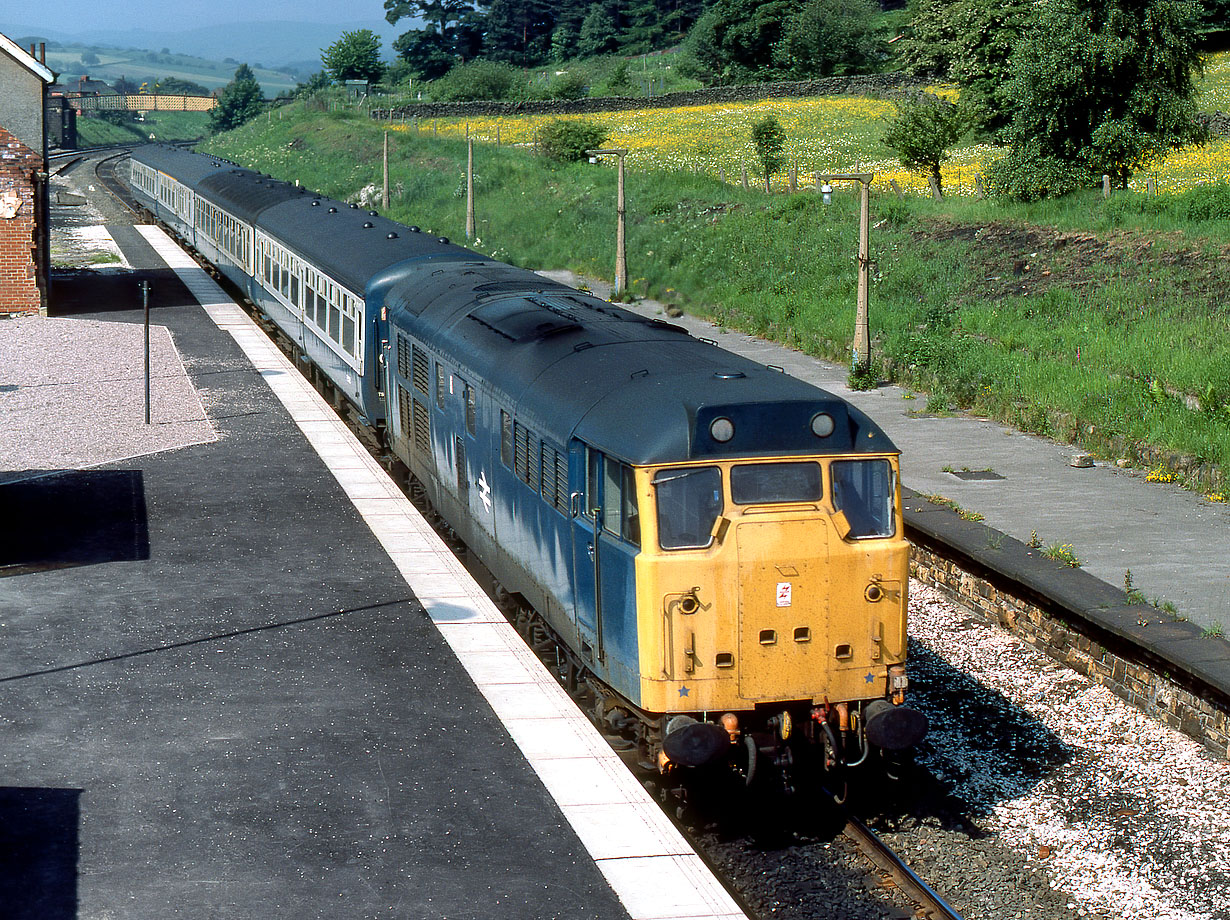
left=0, top=31, right=53, bottom=315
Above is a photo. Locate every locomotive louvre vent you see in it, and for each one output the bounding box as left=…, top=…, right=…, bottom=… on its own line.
left=411, top=344, right=430, bottom=395
left=412, top=398, right=430, bottom=454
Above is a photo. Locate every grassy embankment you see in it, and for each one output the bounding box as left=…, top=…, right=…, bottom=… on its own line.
left=198, top=80, right=1230, bottom=496
left=76, top=110, right=211, bottom=146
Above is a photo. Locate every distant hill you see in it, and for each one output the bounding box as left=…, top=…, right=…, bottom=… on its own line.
left=0, top=18, right=403, bottom=86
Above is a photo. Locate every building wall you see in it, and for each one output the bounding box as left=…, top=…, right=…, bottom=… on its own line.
left=0, top=51, right=47, bottom=155
left=0, top=126, right=43, bottom=315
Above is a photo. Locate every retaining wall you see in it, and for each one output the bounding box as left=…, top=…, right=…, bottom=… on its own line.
left=905, top=494, right=1230, bottom=760
left=373, top=73, right=925, bottom=121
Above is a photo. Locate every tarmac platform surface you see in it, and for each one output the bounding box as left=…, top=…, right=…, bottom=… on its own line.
left=0, top=170, right=746, bottom=920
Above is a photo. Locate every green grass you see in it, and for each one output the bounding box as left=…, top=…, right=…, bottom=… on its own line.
left=77, top=111, right=211, bottom=146
left=198, top=102, right=1230, bottom=484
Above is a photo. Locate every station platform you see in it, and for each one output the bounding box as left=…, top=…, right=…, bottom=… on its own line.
left=0, top=198, right=746, bottom=917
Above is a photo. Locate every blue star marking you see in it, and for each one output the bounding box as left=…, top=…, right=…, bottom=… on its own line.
left=865, top=672, right=876, bottom=684
left=678, top=686, right=690, bottom=697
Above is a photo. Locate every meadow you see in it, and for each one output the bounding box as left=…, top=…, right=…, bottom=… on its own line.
left=199, top=58, right=1230, bottom=491
left=402, top=50, right=1230, bottom=197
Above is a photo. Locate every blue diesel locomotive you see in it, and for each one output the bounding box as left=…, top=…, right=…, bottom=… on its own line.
left=127, top=144, right=926, bottom=781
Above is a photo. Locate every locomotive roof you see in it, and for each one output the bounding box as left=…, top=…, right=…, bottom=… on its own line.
left=385, top=272, right=896, bottom=465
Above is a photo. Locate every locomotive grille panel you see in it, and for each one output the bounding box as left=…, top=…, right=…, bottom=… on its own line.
left=540, top=444, right=569, bottom=514
left=412, top=344, right=430, bottom=395
left=397, top=384, right=412, bottom=446
left=412, top=397, right=430, bottom=454
left=514, top=422, right=538, bottom=491
left=397, top=334, right=411, bottom=381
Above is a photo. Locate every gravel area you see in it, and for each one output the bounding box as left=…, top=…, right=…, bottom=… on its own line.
left=896, top=582, right=1230, bottom=920
left=0, top=315, right=217, bottom=484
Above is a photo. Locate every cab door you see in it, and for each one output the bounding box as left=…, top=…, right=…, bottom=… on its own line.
left=569, top=445, right=640, bottom=672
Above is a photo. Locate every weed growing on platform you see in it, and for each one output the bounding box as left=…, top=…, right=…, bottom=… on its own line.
left=1042, top=543, right=1081, bottom=567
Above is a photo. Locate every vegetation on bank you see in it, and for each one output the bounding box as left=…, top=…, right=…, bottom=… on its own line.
left=76, top=110, right=211, bottom=146
left=197, top=101, right=1230, bottom=490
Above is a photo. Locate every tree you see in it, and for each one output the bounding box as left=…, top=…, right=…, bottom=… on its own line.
left=322, top=29, right=386, bottom=83
left=685, top=0, right=794, bottom=83
left=896, top=0, right=1032, bottom=136
left=577, top=3, right=619, bottom=58
left=882, top=96, right=966, bottom=196
left=988, top=0, right=1205, bottom=199
left=751, top=115, right=786, bottom=192
left=777, top=0, right=883, bottom=78
left=385, top=0, right=483, bottom=77
left=208, top=64, right=263, bottom=134
left=158, top=76, right=210, bottom=96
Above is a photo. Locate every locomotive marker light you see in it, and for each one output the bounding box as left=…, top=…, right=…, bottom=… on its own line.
left=585, top=148, right=628, bottom=295
left=819, top=173, right=874, bottom=379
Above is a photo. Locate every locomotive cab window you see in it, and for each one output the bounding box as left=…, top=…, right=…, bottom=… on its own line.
left=831, top=459, right=896, bottom=538
left=654, top=466, right=722, bottom=550
left=731, top=462, right=822, bottom=505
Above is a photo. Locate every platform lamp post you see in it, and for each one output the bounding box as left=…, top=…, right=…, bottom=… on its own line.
left=586, top=148, right=628, bottom=296
left=820, top=173, right=874, bottom=378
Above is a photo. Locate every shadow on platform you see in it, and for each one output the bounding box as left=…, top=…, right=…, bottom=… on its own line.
left=0, top=786, right=81, bottom=920
left=0, top=470, right=149, bottom=576
left=50, top=267, right=193, bottom=317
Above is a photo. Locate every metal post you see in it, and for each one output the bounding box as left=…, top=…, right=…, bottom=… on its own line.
left=142, top=280, right=151, bottom=424
left=466, top=133, right=476, bottom=240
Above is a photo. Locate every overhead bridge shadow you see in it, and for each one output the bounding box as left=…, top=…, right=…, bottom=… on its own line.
left=0, top=470, right=149, bottom=576
left=0, top=786, right=81, bottom=920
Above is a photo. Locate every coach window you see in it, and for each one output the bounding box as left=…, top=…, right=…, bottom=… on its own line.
left=654, top=467, right=722, bottom=550
left=329, top=295, right=341, bottom=342
left=342, top=305, right=356, bottom=355
left=831, top=459, right=895, bottom=539
left=304, top=273, right=316, bottom=322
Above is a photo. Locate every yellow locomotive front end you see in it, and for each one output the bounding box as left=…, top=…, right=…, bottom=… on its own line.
left=632, top=450, right=925, bottom=775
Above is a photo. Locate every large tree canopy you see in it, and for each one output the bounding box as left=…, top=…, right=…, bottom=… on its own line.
left=989, top=0, right=1206, bottom=199
left=321, top=28, right=386, bottom=82
left=896, top=0, right=1032, bottom=135
left=685, top=0, right=882, bottom=83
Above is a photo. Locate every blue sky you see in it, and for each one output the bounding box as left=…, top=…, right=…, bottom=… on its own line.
left=3, top=0, right=388, bottom=32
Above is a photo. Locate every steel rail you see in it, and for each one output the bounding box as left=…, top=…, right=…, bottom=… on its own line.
left=842, top=814, right=964, bottom=920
